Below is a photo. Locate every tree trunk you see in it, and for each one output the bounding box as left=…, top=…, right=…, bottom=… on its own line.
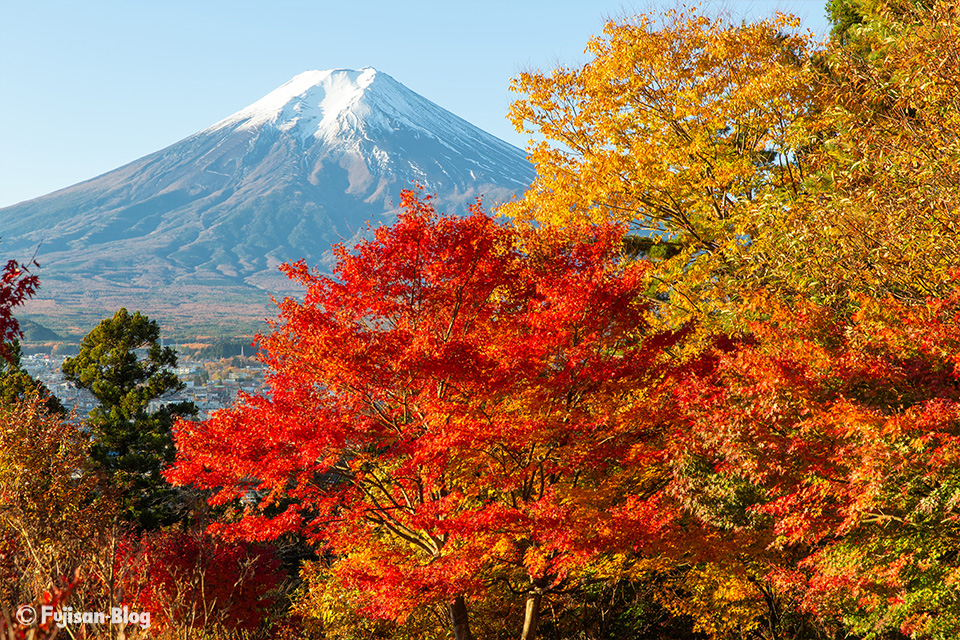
left=520, top=577, right=547, bottom=640
left=448, top=595, right=474, bottom=640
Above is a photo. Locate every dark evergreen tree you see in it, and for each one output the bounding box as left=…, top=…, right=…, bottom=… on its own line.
left=62, top=308, right=197, bottom=529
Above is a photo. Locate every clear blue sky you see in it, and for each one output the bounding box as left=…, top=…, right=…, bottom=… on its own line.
left=0, top=0, right=830, bottom=209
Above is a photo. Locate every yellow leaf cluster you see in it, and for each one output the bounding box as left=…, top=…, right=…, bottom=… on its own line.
left=0, top=395, right=114, bottom=604
left=654, top=561, right=769, bottom=638
left=744, top=0, right=960, bottom=304
left=502, top=8, right=815, bottom=322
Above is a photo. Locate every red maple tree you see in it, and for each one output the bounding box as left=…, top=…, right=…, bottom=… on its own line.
left=669, top=284, right=960, bottom=636
left=0, top=258, right=40, bottom=360
left=168, top=190, right=686, bottom=639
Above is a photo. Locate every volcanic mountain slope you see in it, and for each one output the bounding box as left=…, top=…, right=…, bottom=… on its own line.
left=0, top=68, right=534, bottom=335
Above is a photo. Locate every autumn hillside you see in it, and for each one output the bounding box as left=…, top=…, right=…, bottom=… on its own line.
left=2, top=1, right=960, bottom=639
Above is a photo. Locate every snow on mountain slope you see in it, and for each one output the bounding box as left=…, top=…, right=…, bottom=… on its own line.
left=199, top=67, right=531, bottom=188
left=0, top=68, right=535, bottom=332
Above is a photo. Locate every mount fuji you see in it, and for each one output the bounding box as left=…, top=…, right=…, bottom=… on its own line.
left=0, top=68, right=535, bottom=335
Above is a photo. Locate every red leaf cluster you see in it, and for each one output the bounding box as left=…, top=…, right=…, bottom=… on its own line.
left=0, top=258, right=39, bottom=360
left=117, top=529, right=284, bottom=633
left=169, top=190, right=685, bottom=618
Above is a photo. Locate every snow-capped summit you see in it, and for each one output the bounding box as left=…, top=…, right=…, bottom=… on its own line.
left=199, top=67, right=531, bottom=184
left=211, top=68, right=384, bottom=138
left=211, top=68, right=382, bottom=138
left=0, top=68, right=535, bottom=331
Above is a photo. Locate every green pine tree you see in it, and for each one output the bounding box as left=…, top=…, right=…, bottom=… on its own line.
left=62, top=308, right=197, bottom=529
